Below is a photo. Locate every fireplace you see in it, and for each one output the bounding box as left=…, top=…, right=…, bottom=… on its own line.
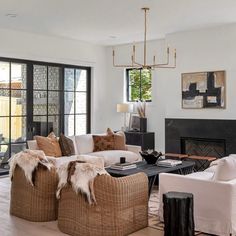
left=181, top=137, right=226, bottom=158
left=165, top=119, right=236, bottom=157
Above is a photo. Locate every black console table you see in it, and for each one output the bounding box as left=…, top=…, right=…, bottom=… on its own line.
left=124, top=131, right=155, bottom=150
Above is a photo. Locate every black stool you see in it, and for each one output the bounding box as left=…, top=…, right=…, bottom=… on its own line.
left=163, top=191, right=194, bottom=236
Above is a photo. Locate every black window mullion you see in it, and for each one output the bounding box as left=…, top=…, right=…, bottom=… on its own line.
left=59, top=67, right=64, bottom=134
left=127, top=69, right=130, bottom=102
left=46, top=66, right=49, bottom=133
left=86, top=67, right=91, bottom=133
left=27, top=63, right=33, bottom=140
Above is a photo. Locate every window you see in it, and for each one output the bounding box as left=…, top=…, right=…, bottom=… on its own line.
left=64, top=68, right=90, bottom=136
left=0, top=57, right=91, bottom=158
left=126, top=68, right=152, bottom=102
left=33, top=65, right=62, bottom=137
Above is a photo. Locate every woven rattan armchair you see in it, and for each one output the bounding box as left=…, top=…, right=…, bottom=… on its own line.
left=58, top=172, right=148, bottom=236
left=10, top=165, right=58, bottom=222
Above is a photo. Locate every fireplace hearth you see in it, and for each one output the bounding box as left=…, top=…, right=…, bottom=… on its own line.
left=181, top=137, right=226, bottom=158
left=166, top=119, right=236, bottom=157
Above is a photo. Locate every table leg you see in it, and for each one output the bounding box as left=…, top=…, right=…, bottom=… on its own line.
left=148, top=175, right=157, bottom=198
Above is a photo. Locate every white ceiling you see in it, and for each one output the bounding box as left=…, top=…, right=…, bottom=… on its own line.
left=1, top=0, right=236, bottom=46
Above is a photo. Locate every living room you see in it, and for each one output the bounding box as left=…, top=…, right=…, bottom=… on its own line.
left=1, top=0, right=236, bottom=236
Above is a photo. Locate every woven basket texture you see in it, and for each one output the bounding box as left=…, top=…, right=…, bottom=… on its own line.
left=58, top=172, right=148, bottom=236
left=10, top=164, right=58, bottom=222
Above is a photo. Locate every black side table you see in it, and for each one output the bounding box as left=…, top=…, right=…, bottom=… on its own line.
left=124, top=131, right=155, bottom=150
left=163, top=191, right=194, bottom=236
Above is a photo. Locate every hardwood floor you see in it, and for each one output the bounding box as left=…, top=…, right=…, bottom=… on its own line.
left=0, top=176, right=161, bottom=236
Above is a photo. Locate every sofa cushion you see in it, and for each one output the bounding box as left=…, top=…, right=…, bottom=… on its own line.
left=93, top=135, right=115, bottom=152
left=187, top=171, right=214, bottom=180
left=213, top=156, right=236, bottom=181
left=107, top=128, right=127, bottom=150
left=88, top=150, right=140, bottom=166
left=35, top=132, right=62, bottom=157
left=204, top=165, right=218, bottom=173
left=59, top=133, right=75, bottom=156
left=75, top=134, right=94, bottom=154
left=47, top=154, right=104, bottom=169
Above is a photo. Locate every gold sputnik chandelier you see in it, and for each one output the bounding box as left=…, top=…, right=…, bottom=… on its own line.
left=112, top=7, right=176, bottom=69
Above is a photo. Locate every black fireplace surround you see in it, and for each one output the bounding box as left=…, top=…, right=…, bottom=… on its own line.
left=165, top=118, right=236, bottom=156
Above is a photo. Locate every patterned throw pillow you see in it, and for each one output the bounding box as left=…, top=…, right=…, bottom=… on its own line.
left=107, top=128, right=127, bottom=150
left=35, top=132, right=62, bottom=157
left=93, top=135, right=115, bottom=152
left=59, top=133, right=75, bottom=156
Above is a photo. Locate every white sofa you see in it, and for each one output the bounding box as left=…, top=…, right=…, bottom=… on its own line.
left=27, top=134, right=142, bottom=167
left=158, top=157, right=236, bottom=236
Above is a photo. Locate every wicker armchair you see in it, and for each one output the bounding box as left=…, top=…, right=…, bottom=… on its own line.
left=58, top=173, right=148, bottom=236
left=10, top=165, right=58, bottom=222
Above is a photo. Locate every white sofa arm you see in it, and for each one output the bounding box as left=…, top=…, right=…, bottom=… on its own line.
left=159, top=173, right=236, bottom=235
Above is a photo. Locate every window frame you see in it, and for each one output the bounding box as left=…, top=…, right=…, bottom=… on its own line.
left=126, top=68, right=152, bottom=102
left=63, top=67, right=91, bottom=136
left=0, top=57, right=91, bottom=143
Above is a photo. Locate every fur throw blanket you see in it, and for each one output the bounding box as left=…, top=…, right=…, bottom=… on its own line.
left=56, top=160, right=108, bottom=204
left=9, top=149, right=54, bottom=186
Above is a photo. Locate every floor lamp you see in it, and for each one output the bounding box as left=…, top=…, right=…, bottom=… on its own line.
left=117, top=103, right=133, bottom=131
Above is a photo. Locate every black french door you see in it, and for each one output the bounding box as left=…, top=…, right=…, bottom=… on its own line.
left=0, top=58, right=91, bottom=161
left=0, top=61, right=27, bottom=163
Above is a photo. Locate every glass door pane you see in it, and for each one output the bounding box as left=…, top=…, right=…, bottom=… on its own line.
left=10, top=62, right=27, bottom=145
left=32, top=65, right=61, bottom=136
left=0, top=61, right=27, bottom=171
left=64, top=68, right=89, bottom=135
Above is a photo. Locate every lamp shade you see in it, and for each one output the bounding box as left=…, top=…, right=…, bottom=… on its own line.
left=117, top=103, right=132, bottom=113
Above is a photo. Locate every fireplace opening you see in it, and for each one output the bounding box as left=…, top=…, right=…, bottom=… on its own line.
left=181, top=137, right=226, bottom=159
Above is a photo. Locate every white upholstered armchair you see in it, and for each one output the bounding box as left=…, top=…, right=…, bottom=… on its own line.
left=159, top=171, right=236, bottom=236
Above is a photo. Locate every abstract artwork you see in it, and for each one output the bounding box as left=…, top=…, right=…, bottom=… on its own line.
left=182, top=71, right=226, bottom=109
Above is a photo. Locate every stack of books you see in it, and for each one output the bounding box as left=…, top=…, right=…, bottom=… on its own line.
left=110, top=162, right=137, bottom=170
left=157, top=159, right=182, bottom=167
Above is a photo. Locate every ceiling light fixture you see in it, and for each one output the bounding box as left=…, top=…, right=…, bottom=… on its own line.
left=112, top=7, right=176, bottom=69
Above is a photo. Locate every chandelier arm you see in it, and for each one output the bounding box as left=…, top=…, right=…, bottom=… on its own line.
left=113, top=63, right=140, bottom=68
left=153, top=60, right=176, bottom=68
left=131, top=48, right=144, bottom=67
left=154, top=65, right=176, bottom=68
left=153, top=51, right=176, bottom=68
left=113, top=49, right=136, bottom=67
left=113, top=59, right=137, bottom=68
left=132, top=60, right=144, bottom=67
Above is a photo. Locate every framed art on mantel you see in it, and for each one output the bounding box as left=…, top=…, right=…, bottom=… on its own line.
left=182, top=70, right=226, bottom=109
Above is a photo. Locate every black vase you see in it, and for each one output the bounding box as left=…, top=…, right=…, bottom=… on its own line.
left=140, top=117, right=147, bottom=132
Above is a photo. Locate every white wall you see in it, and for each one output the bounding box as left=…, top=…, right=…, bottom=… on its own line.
left=0, top=28, right=108, bottom=133
left=2, top=24, right=236, bottom=149
left=105, top=24, right=236, bottom=152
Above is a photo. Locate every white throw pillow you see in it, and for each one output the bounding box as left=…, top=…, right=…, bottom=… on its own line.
left=27, top=140, right=39, bottom=150
left=213, top=156, right=236, bottom=181
left=75, top=134, right=94, bottom=154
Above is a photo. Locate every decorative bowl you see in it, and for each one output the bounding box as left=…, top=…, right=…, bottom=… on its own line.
left=140, top=151, right=162, bottom=164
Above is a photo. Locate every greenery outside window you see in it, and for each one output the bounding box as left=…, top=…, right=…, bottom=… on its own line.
left=126, top=68, right=152, bottom=102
